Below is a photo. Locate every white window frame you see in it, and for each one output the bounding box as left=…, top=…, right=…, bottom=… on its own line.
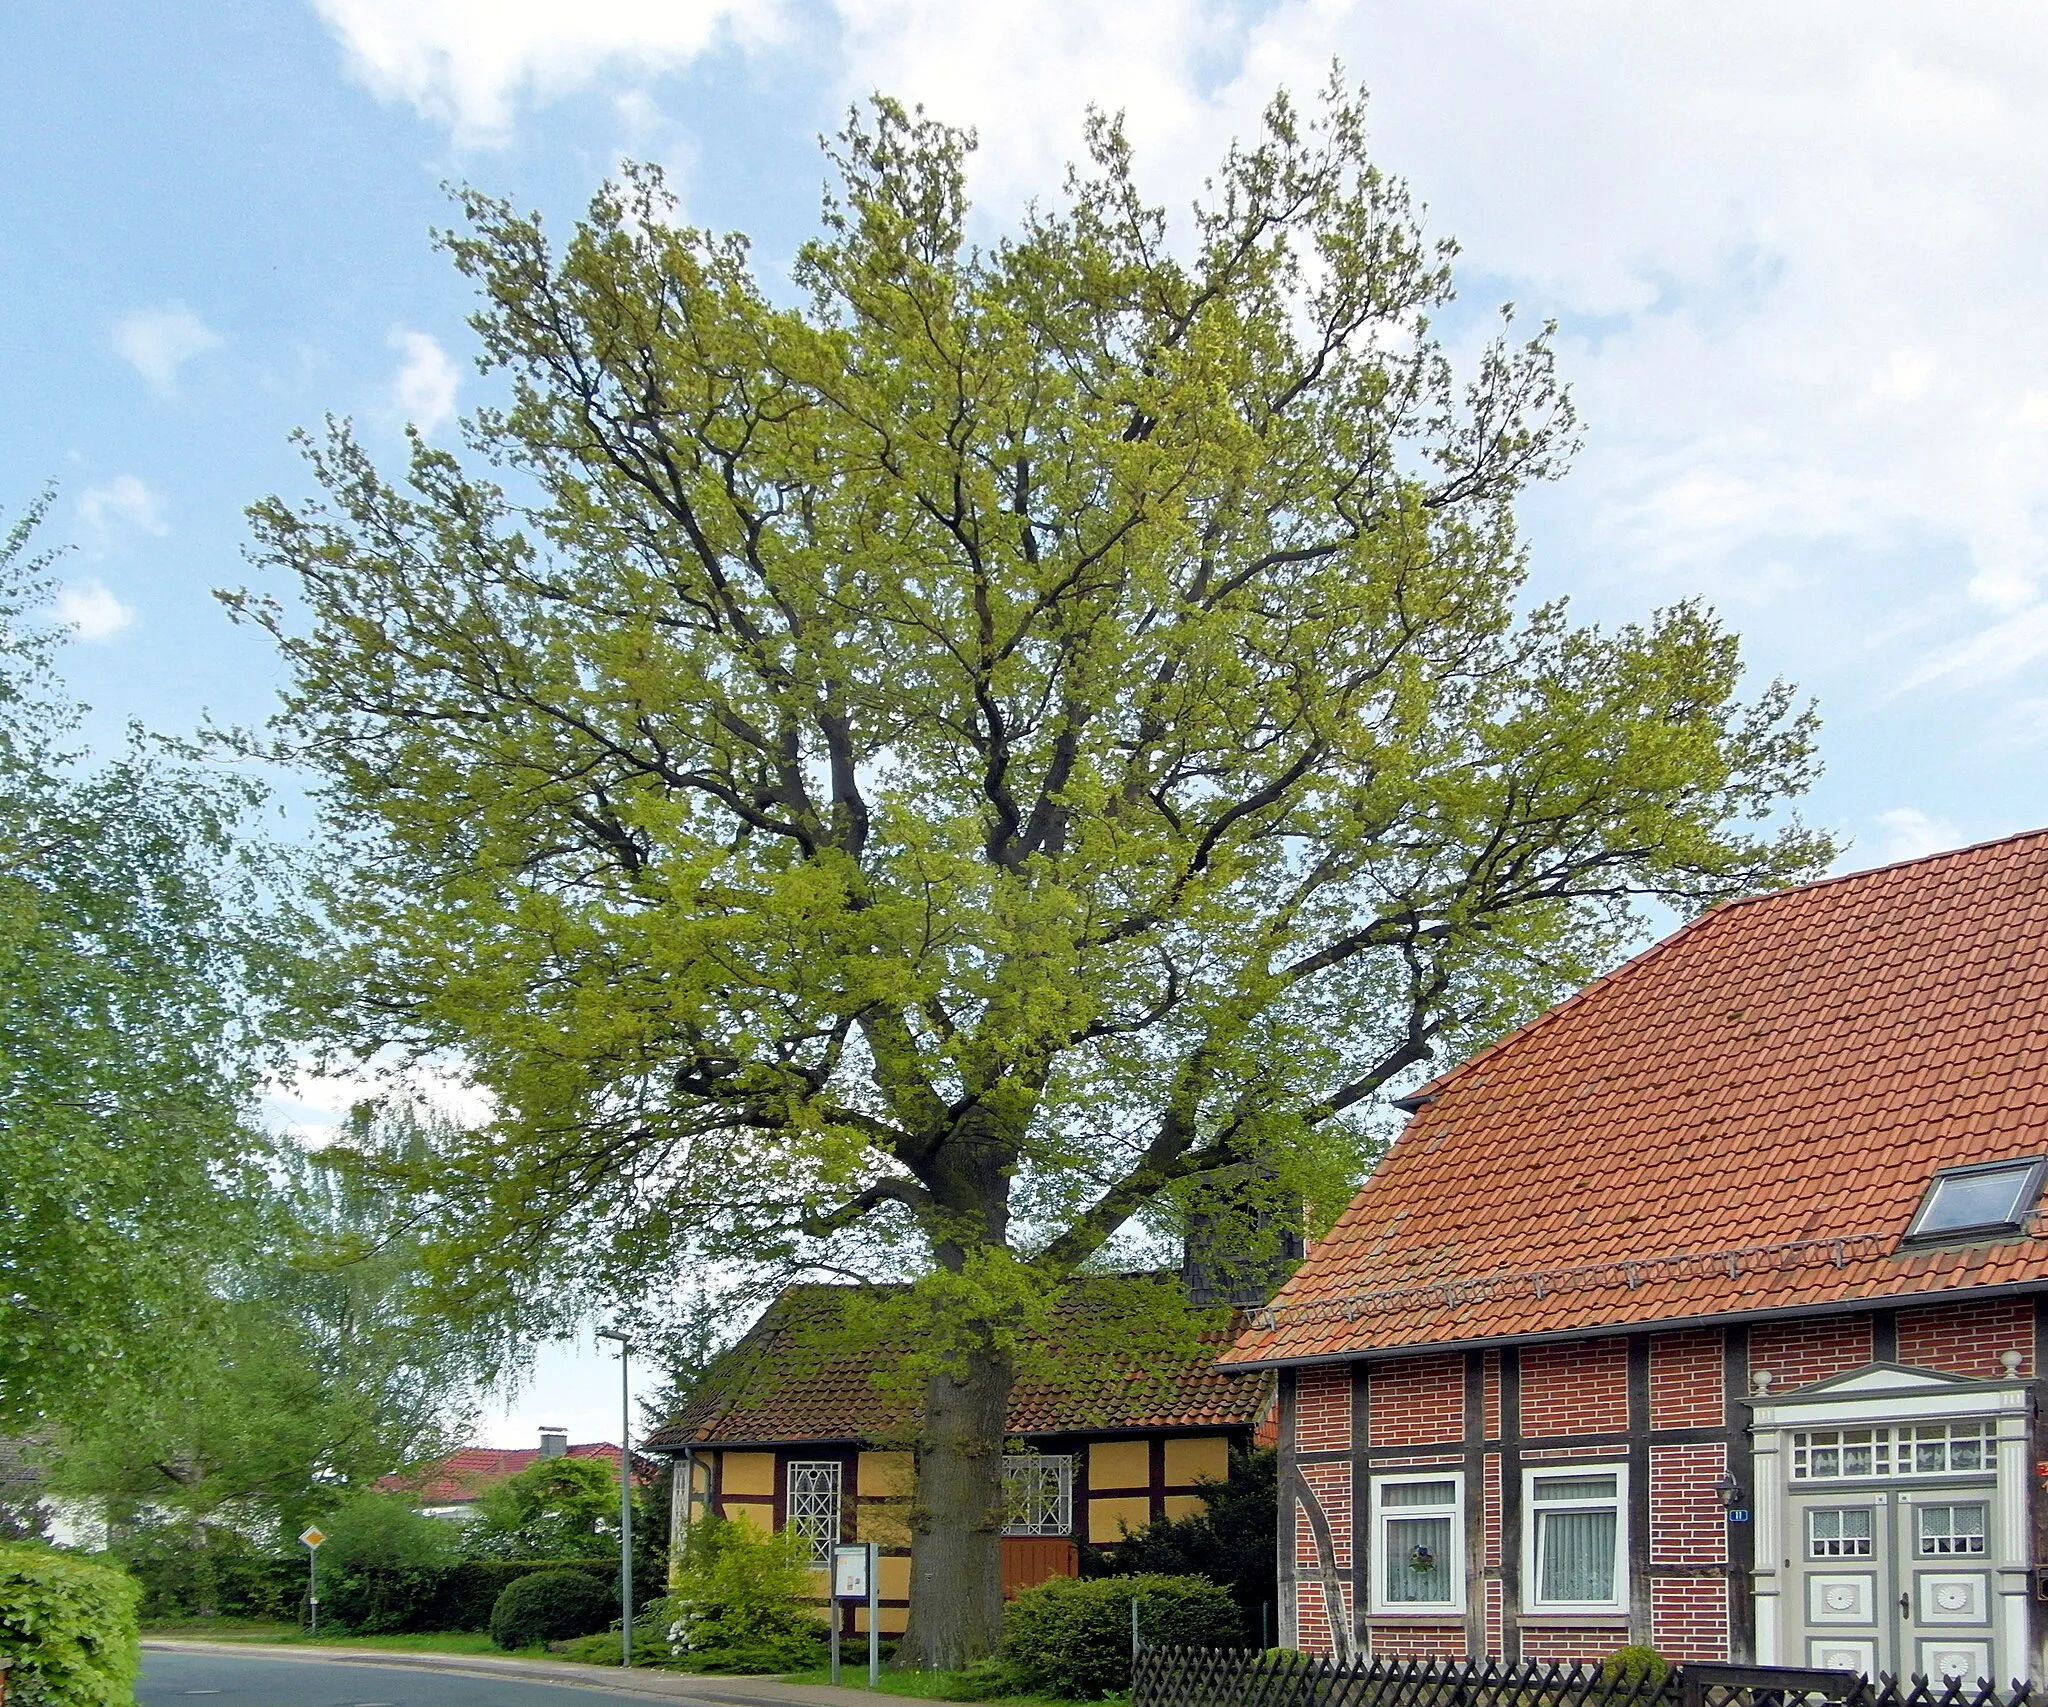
left=785, top=1459, right=842, bottom=1565
left=1368, top=1470, right=1466, bottom=1615
left=1522, top=1462, right=1628, bottom=1615
left=1003, top=1454, right=1075, bottom=1537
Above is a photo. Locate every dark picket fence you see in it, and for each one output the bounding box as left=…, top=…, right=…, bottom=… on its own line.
left=1132, top=1647, right=2043, bottom=1707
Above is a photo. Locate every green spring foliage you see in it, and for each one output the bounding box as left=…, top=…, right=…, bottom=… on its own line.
left=656, top=1518, right=830, bottom=1674
left=0, top=1543, right=141, bottom=1707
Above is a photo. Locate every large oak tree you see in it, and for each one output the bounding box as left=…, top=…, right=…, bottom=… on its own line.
left=241, top=89, right=1832, bottom=1663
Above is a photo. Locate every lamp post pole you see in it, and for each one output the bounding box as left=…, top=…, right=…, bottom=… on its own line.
left=596, top=1329, right=635, bottom=1668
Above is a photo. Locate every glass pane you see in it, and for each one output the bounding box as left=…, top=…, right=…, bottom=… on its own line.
left=1920, top=1505, right=1987, bottom=1556
left=1531, top=1475, right=1618, bottom=1502
left=1384, top=1515, right=1453, bottom=1602
left=1382, top=1481, right=1457, bottom=1508
left=1538, top=1508, right=1616, bottom=1603
left=1919, top=1166, right=2035, bottom=1234
left=1810, top=1509, right=1874, bottom=1558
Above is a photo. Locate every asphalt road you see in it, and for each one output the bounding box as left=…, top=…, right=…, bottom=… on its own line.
left=140, top=1648, right=671, bottom=1707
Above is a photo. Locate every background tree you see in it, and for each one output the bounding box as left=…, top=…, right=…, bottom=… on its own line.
left=0, top=493, right=285, bottom=1429
left=46, top=1110, right=478, bottom=1573
left=463, top=1455, right=622, bottom=1561
left=240, top=85, right=1833, bottom=1663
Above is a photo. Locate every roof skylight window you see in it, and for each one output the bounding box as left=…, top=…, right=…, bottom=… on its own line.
left=1905, top=1157, right=2048, bottom=1244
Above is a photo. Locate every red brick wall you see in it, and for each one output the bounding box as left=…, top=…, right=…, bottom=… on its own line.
left=1652, top=1579, right=1730, bottom=1662
left=1521, top=1339, right=1629, bottom=1435
left=1367, top=1621, right=1467, bottom=1658
left=1897, top=1298, right=2034, bottom=1377
left=1650, top=1442, right=1728, bottom=1566
left=1482, top=1454, right=1502, bottom=1570
left=1297, top=1461, right=1352, bottom=1571
left=1748, top=1315, right=1872, bottom=1389
left=1520, top=1627, right=1628, bottom=1662
left=1295, top=1579, right=1343, bottom=1653
left=1484, top=1350, right=1502, bottom=1441
left=1650, top=1330, right=1724, bottom=1428
left=1296, top=1363, right=1352, bottom=1452
left=1368, top=1354, right=1466, bottom=1447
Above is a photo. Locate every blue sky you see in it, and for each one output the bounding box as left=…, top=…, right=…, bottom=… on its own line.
left=11, top=0, right=2048, bottom=1439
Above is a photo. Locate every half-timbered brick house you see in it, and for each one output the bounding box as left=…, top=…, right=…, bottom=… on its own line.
left=1222, top=831, right=2048, bottom=1683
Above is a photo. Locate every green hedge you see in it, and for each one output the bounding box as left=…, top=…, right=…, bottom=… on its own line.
left=1000, top=1573, right=1242, bottom=1699
left=325, top=1560, right=627, bottom=1634
left=119, top=1550, right=632, bottom=1634
left=119, top=1553, right=305, bottom=1624
left=0, top=1543, right=141, bottom=1707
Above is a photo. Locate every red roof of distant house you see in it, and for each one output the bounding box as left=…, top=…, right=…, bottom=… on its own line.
left=383, top=1443, right=650, bottom=1505
left=1223, top=828, right=2048, bottom=1368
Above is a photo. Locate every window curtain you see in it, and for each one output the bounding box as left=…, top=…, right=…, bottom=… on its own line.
left=1538, top=1508, right=1616, bottom=1602
left=1385, top=1515, right=1453, bottom=1603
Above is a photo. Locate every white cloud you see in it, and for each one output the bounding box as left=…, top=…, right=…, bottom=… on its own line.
left=312, top=0, right=789, bottom=144
left=1872, top=806, right=1967, bottom=863
left=112, top=303, right=221, bottom=394
left=314, top=0, right=2048, bottom=701
left=389, top=329, right=461, bottom=436
left=51, top=581, right=136, bottom=643
left=76, top=474, right=168, bottom=550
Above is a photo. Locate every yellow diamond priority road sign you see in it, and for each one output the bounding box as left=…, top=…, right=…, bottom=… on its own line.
left=299, top=1527, right=324, bottom=1550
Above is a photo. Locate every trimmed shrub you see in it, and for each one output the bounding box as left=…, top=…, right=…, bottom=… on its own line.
left=489, top=1569, right=616, bottom=1650
left=1603, top=1646, right=1671, bottom=1687
left=1000, top=1573, right=1242, bottom=1699
left=0, top=1543, right=141, bottom=1707
left=658, top=1519, right=829, bottom=1674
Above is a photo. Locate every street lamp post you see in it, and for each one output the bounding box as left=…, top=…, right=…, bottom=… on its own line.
left=595, top=1329, right=635, bottom=1668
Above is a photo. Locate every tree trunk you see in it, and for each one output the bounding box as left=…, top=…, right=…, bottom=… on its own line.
left=898, top=1331, right=1014, bottom=1669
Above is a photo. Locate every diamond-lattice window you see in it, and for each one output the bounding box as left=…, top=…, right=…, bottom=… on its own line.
left=1003, top=1455, right=1074, bottom=1536
left=786, top=1460, right=842, bottom=1564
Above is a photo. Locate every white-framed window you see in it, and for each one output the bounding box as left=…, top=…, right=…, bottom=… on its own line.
left=1369, top=1472, right=1464, bottom=1613
left=1524, top=1465, right=1627, bottom=1612
left=1789, top=1421, right=1996, bottom=1480
left=1917, top=1502, right=1988, bottom=1557
left=1807, top=1507, right=1876, bottom=1558
left=1003, top=1455, right=1075, bottom=1536
left=786, top=1460, right=842, bottom=1564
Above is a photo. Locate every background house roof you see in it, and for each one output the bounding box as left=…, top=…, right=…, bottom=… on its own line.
left=1224, top=827, right=2048, bottom=1368
left=383, top=1442, right=646, bottom=1504
left=646, top=1279, right=1269, bottom=1450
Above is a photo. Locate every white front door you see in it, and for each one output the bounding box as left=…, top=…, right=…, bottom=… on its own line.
left=1787, top=1487, right=1998, bottom=1681
left=1751, top=1364, right=2031, bottom=1685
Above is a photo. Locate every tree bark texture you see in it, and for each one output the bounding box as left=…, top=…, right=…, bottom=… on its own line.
left=899, top=1334, right=1014, bottom=1669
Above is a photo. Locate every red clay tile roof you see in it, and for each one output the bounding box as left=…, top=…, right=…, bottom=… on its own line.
left=647, top=1279, right=1269, bottom=1450
left=383, top=1443, right=644, bottom=1504
left=1223, top=828, right=2048, bottom=1368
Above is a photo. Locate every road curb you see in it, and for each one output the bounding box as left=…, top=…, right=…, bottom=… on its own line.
left=141, top=1639, right=899, bottom=1707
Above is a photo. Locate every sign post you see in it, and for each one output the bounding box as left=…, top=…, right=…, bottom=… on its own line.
left=298, top=1527, right=325, bottom=1635
left=832, top=1542, right=879, bottom=1687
